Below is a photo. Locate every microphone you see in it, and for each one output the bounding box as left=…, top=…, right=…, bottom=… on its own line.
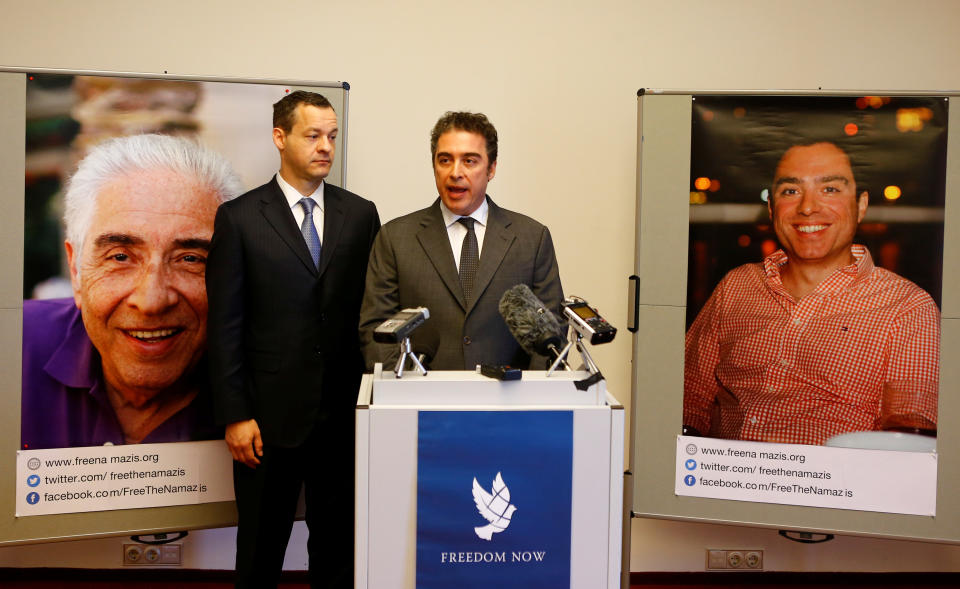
left=498, top=284, right=566, bottom=362
left=373, top=307, right=430, bottom=343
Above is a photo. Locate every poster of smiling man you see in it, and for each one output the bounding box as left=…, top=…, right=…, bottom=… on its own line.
left=683, top=95, right=945, bottom=448
left=674, top=95, right=947, bottom=516
left=14, top=73, right=346, bottom=518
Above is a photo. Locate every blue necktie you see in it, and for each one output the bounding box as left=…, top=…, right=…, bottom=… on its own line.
left=298, top=197, right=321, bottom=269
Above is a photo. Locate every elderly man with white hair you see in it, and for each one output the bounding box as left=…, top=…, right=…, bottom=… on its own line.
left=21, top=133, right=243, bottom=449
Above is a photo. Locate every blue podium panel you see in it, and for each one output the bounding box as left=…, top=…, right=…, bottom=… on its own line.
left=416, top=411, right=573, bottom=589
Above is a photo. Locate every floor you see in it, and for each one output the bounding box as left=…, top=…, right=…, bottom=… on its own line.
left=1, top=570, right=959, bottom=588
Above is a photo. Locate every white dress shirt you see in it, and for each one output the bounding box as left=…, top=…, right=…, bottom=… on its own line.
left=277, top=173, right=325, bottom=244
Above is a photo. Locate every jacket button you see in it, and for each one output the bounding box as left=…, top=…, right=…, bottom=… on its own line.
left=463, top=336, right=471, bottom=345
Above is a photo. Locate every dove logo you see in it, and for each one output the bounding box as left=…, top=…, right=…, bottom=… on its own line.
left=472, top=472, right=516, bottom=540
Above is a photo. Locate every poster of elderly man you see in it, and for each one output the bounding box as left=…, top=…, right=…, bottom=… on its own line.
left=21, top=133, right=242, bottom=448
left=19, top=74, right=346, bottom=451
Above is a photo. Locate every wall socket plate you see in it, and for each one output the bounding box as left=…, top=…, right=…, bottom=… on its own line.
left=706, top=548, right=763, bottom=570
left=122, top=542, right=182, bottom=566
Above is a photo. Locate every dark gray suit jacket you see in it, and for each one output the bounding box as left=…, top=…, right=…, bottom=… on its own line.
left=207, top=178, right=380, bottom=448
left=358, top=197, right=563, bottom=370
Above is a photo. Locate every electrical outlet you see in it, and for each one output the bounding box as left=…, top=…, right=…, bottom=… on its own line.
left=706, top=549, right=763, bottom=570
left=123, top=543, right=181, bottom=566
left=143, top=546, right=161, bottom=563
left=123, top=544, right=142, bottom=564
left=726, top=551, right=744, bottom=568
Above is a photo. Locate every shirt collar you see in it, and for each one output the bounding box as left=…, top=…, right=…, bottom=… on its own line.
left=276, top=173, right=325, bottom=211
left=763, top=244, right=873, bottom=292
left=440, top=196, right=489, bottom=229
left=46, top=301, right=100, bottom=391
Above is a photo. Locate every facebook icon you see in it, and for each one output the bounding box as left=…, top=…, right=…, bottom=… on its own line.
left=683, top=475, right=696, bottom=487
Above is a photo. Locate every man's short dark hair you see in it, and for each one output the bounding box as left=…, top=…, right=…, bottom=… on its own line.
left=273, top=91, right=334, bottom=132
left=430, top=111, right=498, bottom=166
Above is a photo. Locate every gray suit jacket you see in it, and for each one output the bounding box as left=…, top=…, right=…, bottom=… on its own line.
left=359, top=197, right=563, bottom=370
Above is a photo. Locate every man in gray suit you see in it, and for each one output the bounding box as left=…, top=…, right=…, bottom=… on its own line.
left=359, top=111, right=563, bottom=370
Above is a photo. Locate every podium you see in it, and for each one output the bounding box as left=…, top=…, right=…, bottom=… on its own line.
left=355, top=366, right=625, bottom=589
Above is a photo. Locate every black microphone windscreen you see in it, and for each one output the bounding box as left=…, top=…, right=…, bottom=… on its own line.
left=498, top=284, right=563, bottom=356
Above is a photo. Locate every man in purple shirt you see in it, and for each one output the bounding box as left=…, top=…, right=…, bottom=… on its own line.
left=21, top=134, right=242, bottom=450
left=21, top=298, right=220, bottom=448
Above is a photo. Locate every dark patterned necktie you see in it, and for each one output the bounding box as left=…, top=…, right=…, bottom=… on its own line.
left=458, top=217, right=479, bottom=304
left=298, top=197, right=321, bottom=269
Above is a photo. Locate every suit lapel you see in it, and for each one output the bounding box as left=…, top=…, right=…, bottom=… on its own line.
left=416, top=201, right=467, bottom=311
left=470, top=197, right=514, bottom=314
left=258, top=178, right=318, bottom=276
left=317, top=185, right=344, bottom=279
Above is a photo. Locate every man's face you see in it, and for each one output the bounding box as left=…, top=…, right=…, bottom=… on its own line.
left=768, top=142, right=868, bottom=269
left=273, top=104, right=337, bottom=189
left=433, top=130, right=496, bottom=216
left=66, top=168, right=220, bottom=407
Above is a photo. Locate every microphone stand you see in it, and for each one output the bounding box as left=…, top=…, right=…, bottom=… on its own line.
left=546, top=343, right=573, bottom=372
left=546, top=325, right=601, bottom=377
left=393, top=336, right=428, bottom=378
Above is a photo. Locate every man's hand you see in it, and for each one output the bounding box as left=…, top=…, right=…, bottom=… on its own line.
left=225, top=419, right=263, bottom=468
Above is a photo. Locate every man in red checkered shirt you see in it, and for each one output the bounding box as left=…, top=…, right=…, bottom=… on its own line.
left=684, top=141, right=940, bottom=446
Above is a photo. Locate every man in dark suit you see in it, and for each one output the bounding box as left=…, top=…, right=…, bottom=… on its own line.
left=359, top=111, right=562, bottom=370
left=206, top=91, right=380, bottom=588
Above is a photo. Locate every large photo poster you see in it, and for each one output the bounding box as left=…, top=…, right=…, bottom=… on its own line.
left=676, top=95, right=946, bottom=515
left=17, top=73, right=345, bottom=516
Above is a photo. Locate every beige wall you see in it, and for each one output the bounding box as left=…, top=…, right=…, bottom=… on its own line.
left=2, top=0, right=959, bottom=573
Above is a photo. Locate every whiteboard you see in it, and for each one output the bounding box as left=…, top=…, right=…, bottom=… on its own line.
left=0, top=67, right=349, bottom=545
left=630, top=89, right=960, bottom=543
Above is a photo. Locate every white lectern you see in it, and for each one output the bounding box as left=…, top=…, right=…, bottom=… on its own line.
left=355, top=366, right=624, bottom=589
